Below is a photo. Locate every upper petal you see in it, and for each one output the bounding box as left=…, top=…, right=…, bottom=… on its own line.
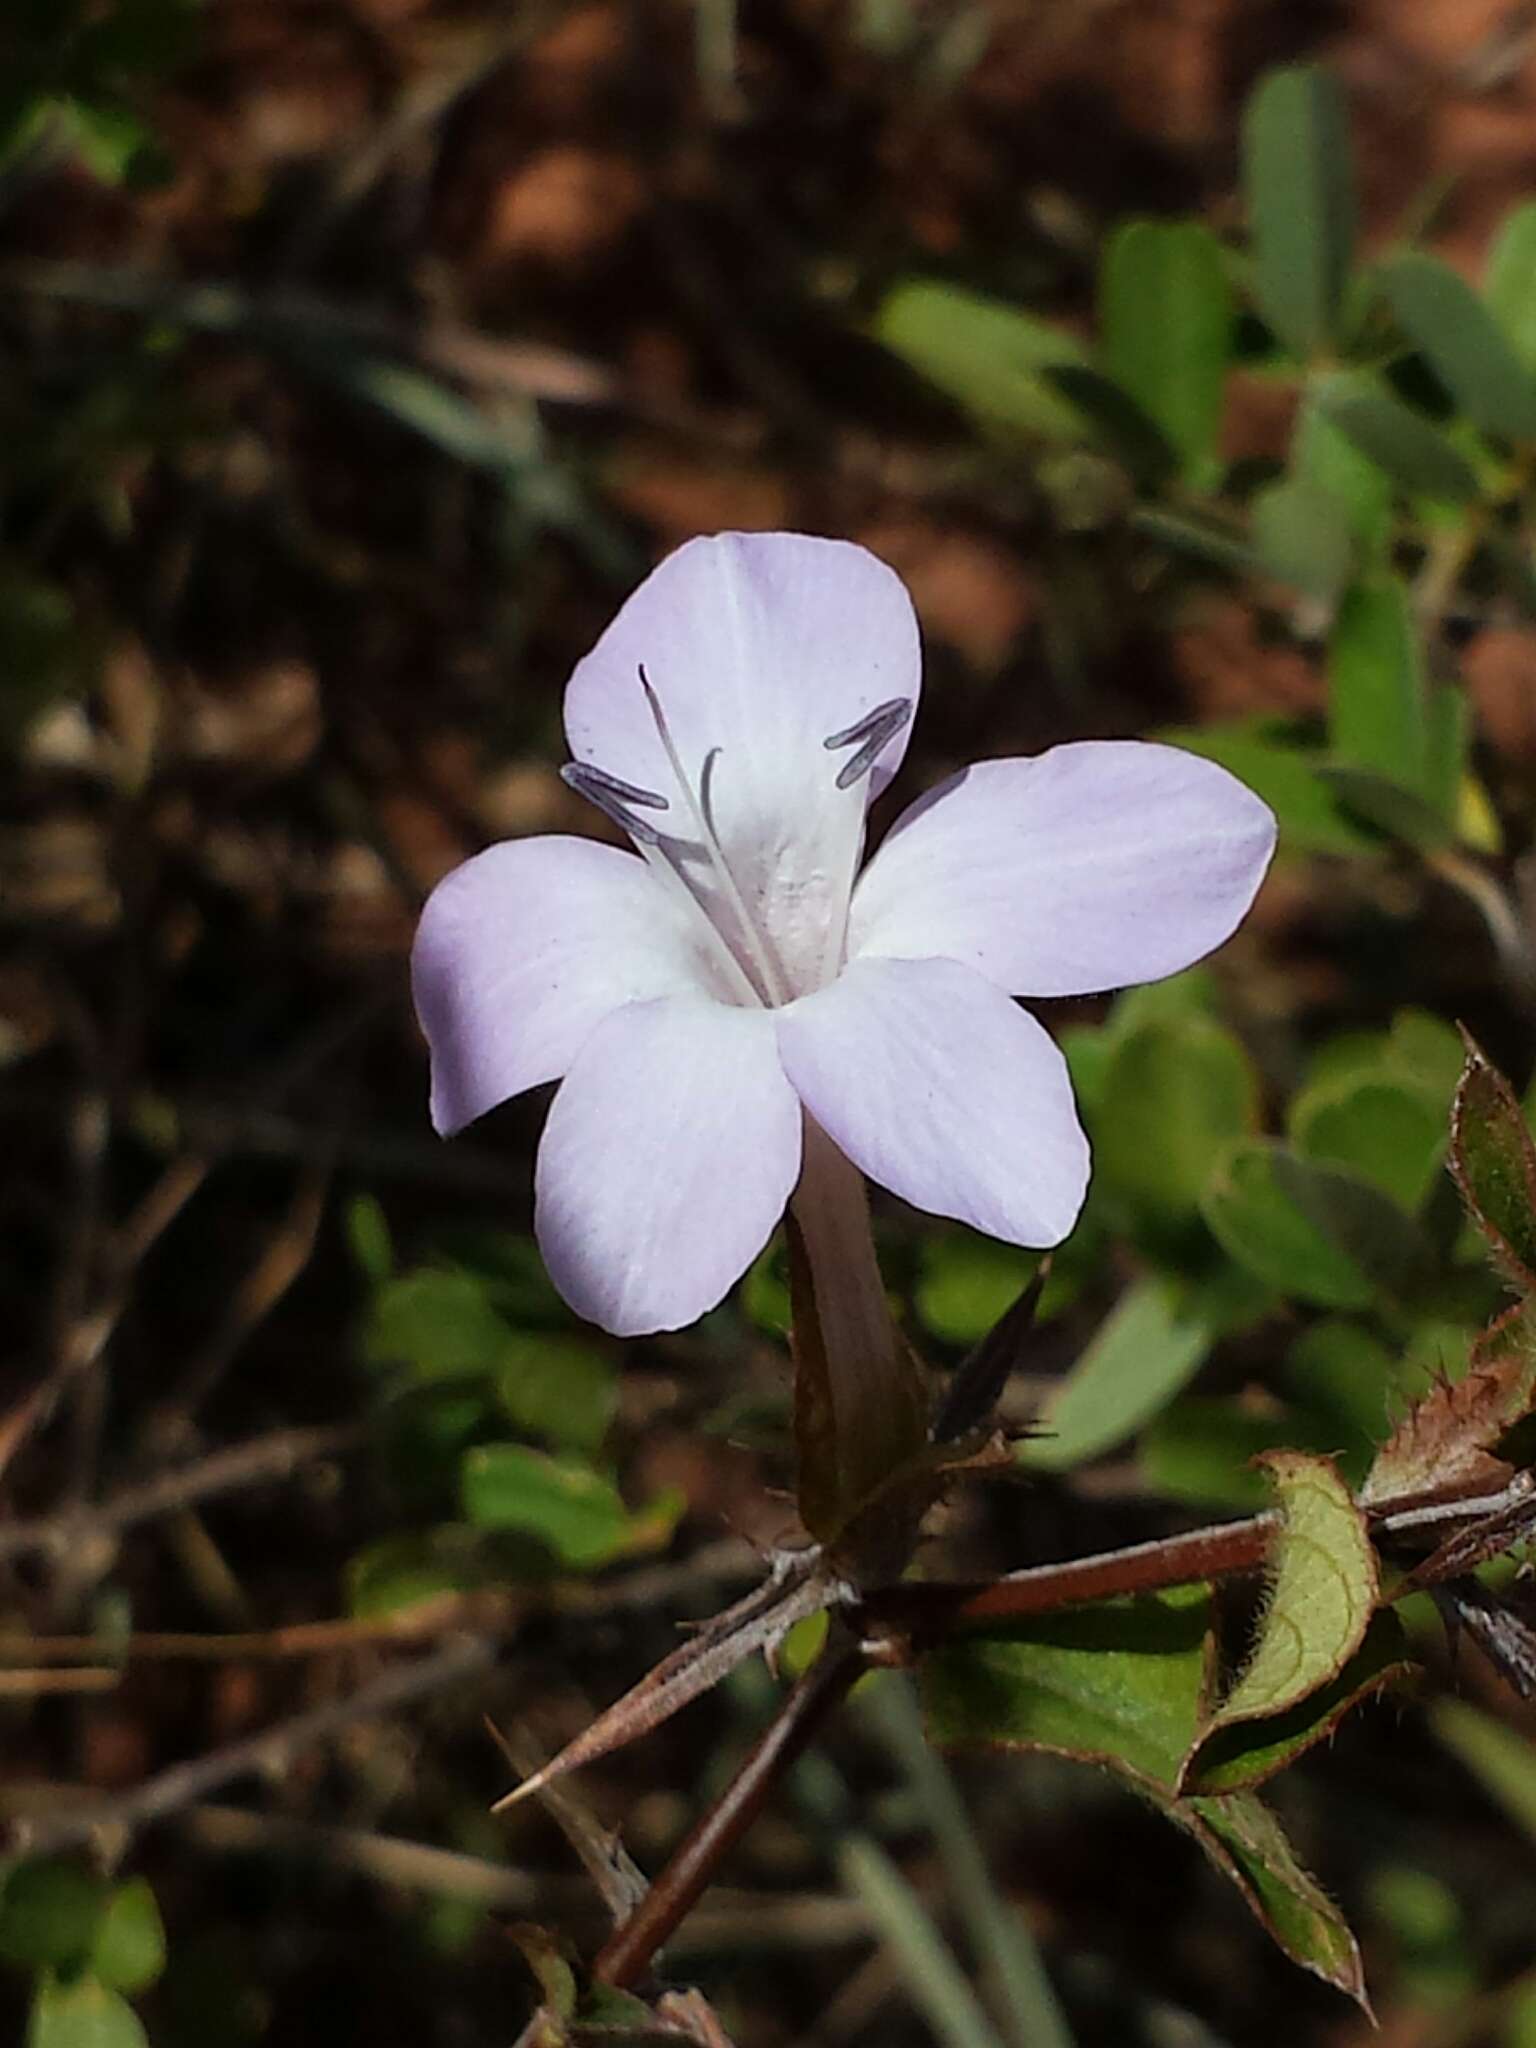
left=412, top=835, right=720, bottom=1136
left=848, top=742, right=1277, bottom=998
left=563, top=533, right=921, bottom=995
left=775, top=955, right=1089, bottom=1248
left=536, top=995, right=803, bottom=1335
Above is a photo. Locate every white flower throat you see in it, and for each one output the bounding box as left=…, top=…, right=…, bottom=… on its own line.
left=562, top=666, right=913, bottom=1011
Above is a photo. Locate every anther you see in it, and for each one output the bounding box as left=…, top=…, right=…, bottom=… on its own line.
left=561, top=761, right=670, bottom=845
left=823, top=696, right=914, bottom=791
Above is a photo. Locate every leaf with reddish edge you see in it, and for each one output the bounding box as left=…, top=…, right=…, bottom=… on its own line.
left=1361, top=1299, right=1536, bottom=1508
left=1161, top=1789, right=1371, bottom=2012
left=1198, top=1452, right=1377, bottom=1737
left=920, top=1583, right=1216, bottom=1792
left=1450, top=1034, right=1536, bottom=1292
left=1181, top=1611, right=1414, bottom=1794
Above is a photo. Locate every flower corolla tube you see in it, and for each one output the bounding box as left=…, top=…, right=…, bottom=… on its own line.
left=412, top=532, right=1277, bottom=1336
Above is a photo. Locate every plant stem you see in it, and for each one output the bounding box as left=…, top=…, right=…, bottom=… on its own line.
left=592, top=1638, right=867, bottom=1990
left=862, top=1514, right=1280, bottom=1642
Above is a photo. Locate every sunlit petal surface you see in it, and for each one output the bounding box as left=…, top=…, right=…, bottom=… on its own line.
left=535, top=994, right=803, bottom=1334
left=848, top=742, right=1277, bottom=998
left=776, top=954, right=1091, bottom=1247
left=412, top=836, right=720, bottom=1135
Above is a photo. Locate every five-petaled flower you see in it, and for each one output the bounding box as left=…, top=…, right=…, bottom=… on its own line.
left=412, top=532, right=1276, bottom=1336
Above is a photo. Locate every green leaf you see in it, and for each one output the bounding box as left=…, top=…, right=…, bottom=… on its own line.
left=89, top=1882, right=164, bottom=1996
left=1092, top=1015, right=1259, bottom=1242
left=496, top=1333, right=616, bottom=1457
left=1101, top=220, right=1233, bottom=476
left=1199, top=1452, right=1377, bottom=1737
left=1423, top=680, right=1471, bottom=832
left=1449, top=1037, right=1536, bottom=1290
left=1486, top=201, right=1536, bottom=372
left=872, top=280, right=1092, bottom=443
left=460, top=1445, right=677, bottom=1569
left=1292, top=394, right=1395, bottom=554
left=0, top=1861, right=106, bottom=1973
left=1158, top=723, right=1377, bottom=856
left=1018, top=1277, right=1213, bottom=1472
left=346, top=1526, right=486, bottom=1619
left=1327, top=576, right=1427, bottom=792
left=1167, top=1791, right=1369, bottom=2008
left=1433, top=1696, right=1536, bottom=1840
left=345, top=1194, right=393, bottom=1284
left=1284, top=1320, right=1400, bottom=1474
left=1202, top=1142, right=1421, bottom=1309
left=916, top=1235, right=1041, bottom=1348
left=28, top=1977, right=148, bottom=2048
left=1290, top=1073, right=1447, bottom=1210
left=1039, top=363, right=1177, bottom=485
left=1142, top=1398, right=1316, bottom=1512
left=1185, top=1611, right=1413, bottom=1794
left=363, top=1268, right=509, bottom=1383
left=922, top=1584, right=1213, bottom=1792
left=1251, top=475, right=1354, bottom=603
left=1380, top=251, right=1536, bottom=443
left=1243, top=65, right=1356, bottom=359
left=1316, top=764, right=1453, bottom=848
left=1315, top=380, right=1481, bottom=503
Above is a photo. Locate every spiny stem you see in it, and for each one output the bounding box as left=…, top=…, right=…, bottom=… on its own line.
left=592, top=1639, right=867, bottom=1991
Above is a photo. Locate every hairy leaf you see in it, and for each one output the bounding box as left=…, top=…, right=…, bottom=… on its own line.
left=1166, top=1791, right=1370, bottom=2009
left=1205, top=1452, right=1377, bottom=1736
left=1184, top=1612, right=1411, bottom=1794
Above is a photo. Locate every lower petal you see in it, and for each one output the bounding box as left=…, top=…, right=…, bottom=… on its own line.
left=535, top=995, right=803, bottom=1335
left=776, top=956, right=1089, bottom=1247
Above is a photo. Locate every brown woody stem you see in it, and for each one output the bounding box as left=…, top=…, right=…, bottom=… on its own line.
left=860, top=1513, right=1281, bottom=1642
left=592, top=1639, right=867, bottom=1991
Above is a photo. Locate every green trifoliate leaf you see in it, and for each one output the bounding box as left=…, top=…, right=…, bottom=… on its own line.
left=1243, top=65, right=1356, bottom=360
left=1315, top=379, right=1481, bottom=503
left=1380, top=250, right=1536, bottom=443
left=1327, top=576, right=1427, bottom=794
left=1099, top=219, right=1233, bottom=476
left=89, top=1882, right=165, bottom=1997
left=1092, top=1015, right=1260, bottom=1243
left=459, top=1445, right=679, bottom=1569
left=1289, top=1072, right=1447, bottom=1211
left=871, top=280, right=1092, bottom=444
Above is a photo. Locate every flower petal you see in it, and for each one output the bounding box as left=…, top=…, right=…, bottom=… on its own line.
left=776, top=956, right=1089, bottom=1247
left=412, top=836, right=721, bottom=1136
left=848, top=742, right=1277, bottom=998
left=564, top=532, right=921, bottom=996
left=536, top=995, right=802, bottom=1334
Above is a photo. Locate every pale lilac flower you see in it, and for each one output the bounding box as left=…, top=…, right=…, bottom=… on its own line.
left=412, top=532, right=1276, bottom=1336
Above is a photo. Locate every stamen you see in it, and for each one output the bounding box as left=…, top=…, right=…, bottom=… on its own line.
left=561, top=761, right=670, bottom=845
left=823, top=697, right=914, bottom=790
left=637, top=663, right=790, bottom=1006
